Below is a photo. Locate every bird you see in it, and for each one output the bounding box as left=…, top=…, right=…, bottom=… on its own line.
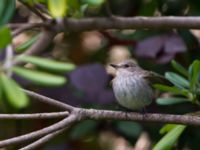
left=110, top=59, right=168, bottom=111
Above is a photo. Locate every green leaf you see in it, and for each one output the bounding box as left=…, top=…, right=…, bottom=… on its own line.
left=153, top=84, right=188, bottom=96
left=156, top=97, right=188, bottom=105
left=160, top=124, right=177, bottom=134
left=165, top=72, right=189, bottom=89
left=0, top=0, right=15, bottom=27
left=153, top=125, right=186, bottom=150
left=15, top=34, right=39, bottom=52
left=188, top=60, right=200, bottom=89
left=0, top=26, right=12, bottom=49
left=116, top=121, right=142, bottom=137
left=81, top=0, right=105, bottom=6
left=12, top=67, right=66, bottom=86
left=0, top=74, right=29, bottom=108
left=139, top=0, right=157, bottom=16
left=70, top=120, right=97, bottom=139
left=171, top=60, right=188, bottom=77
left=48, top=0, right=68, bottom=18
left=16, top=55, right=76, bottom=72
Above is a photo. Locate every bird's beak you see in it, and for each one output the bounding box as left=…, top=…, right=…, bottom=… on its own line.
left=110, top=64, right=119, bottom=69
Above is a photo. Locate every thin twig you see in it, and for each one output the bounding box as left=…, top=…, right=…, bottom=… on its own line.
left=35, top=4, right=51, bottom=17
left=22, top=29, right=56, bottom=56
left=11, top=23, right=49, bottom=37
left=105, top=0, right=114, bottom=17
left=22, top=89, right=74, bottom=111
left=19, top=128, right=67, bottom=150
left=0, top=114, right=77, bottom=148
left=19, top=0, right=48, bottom=21
left=8, top=23, right=47, bottom=29
left=0, top=111, right=69, bottom=119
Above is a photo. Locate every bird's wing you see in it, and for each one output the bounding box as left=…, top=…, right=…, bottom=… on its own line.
left=141, top=70, right=171, bottom=85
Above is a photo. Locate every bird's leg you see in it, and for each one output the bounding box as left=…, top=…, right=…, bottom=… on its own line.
left=140, top=107, right=147, bottom=114
left=140, top=107, right=148, bottom=120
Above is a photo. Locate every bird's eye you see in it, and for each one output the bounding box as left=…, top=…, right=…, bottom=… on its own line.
left=124, top=64, right=130, bottom=68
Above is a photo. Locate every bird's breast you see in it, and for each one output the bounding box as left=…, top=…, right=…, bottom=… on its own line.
left=112, top=75, right=153, bottom=110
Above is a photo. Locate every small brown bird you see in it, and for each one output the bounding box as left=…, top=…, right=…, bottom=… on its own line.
left=110, top=59, right=167, bottom=110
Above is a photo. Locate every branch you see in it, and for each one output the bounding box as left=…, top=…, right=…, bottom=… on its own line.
left=22, top=89, right=74, bottom=111
left=9, top=23, right=48, bottom=29
left=11, top=23, right=49, bottom=37
left=0, top=114, right=77, bottom=148
left=19, top=128, right=66, bottom=150
left=0, top=111, right=68, bottom=119
left=20, top=29, right=56, bottom=56
left=1, top=88, right=200, bottom=148
left=80, top=108, right=200, bottom=126
left=62, top=16, right=200, bottom=31
left=19, top=0, right=48, bottom=21
left=10, top=16, right=200, bottom=62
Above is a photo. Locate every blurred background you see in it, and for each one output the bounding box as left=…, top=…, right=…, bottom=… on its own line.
left=1, top=0, right=200, bottom=149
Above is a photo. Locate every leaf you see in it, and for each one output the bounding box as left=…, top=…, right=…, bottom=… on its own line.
left=171, top=60, right=188, bottom=77
left=178, top=30, right=199, bottom=50
left=0, top=0, right=15, bottom=27
left=160, top=124, right=177, bottom=134
left=116, top=121, right=142, bottom=137
left=13, top=67, right=66, bottom=86
left=0, top=74, right=29, bottom=108
left=156, top=97, right=188, bottom=105
left=188, top=60, right=200, bottom=89
left=48, top=0, right=68, bottom=18
left=153, top=84, right=188, bottom=96
left=0, top=26, right=12, bottom=49
left=81, top=0, right=105, bottom=6
left=165, top=72, right=189, bottom=89
left=15, top=34, right=39, bottom=52
left=139, top=0, right=157, bottom=16
left=16, top=55, right=76, bottom=72
left=153, top=125, right=186, bottom=150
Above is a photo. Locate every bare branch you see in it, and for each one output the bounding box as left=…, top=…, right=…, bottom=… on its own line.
left=80, top=108, right=200, bottom=126
left=1, top=98, right=200, bottom=148
left=22, top=89, right=74, bottom=111
left=0, top=111, right=69, bottom=119
left=11, top=23, right=49, bottom=37
left=19, top=0, right=48, bottom=21
left=0, top=114, right=77, bottom=148
left=8, top=23, right=47, bottom=29
left=62, top=16, right=200, bottom=31
left=21, top=29, right=56, bottom=56
left=105, top=0, right=114, bottom=17
left=19, top=128, right=66, bottom=150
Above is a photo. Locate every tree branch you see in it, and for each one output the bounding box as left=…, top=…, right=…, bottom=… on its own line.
left=19, top=0, right=48, bottom=21
left=19, top=128, right=67, bottom=150
left=1, top=89, right=200, bottom=148
left=0, top=114, right=77, bottom=148
left=0, top=111, right=69, bottom=119
left=21, top=29, right=56, bottom=56
left=22, top=89, right=74, bottom=111
left=80, top=108, right=200, bottom=126
left=11, top=23, right=49, bottom=37
left=62, top=16, right=200, bottom=31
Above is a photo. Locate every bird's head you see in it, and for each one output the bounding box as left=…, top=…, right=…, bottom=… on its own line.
left=110, top=59, right=140, bottom=75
